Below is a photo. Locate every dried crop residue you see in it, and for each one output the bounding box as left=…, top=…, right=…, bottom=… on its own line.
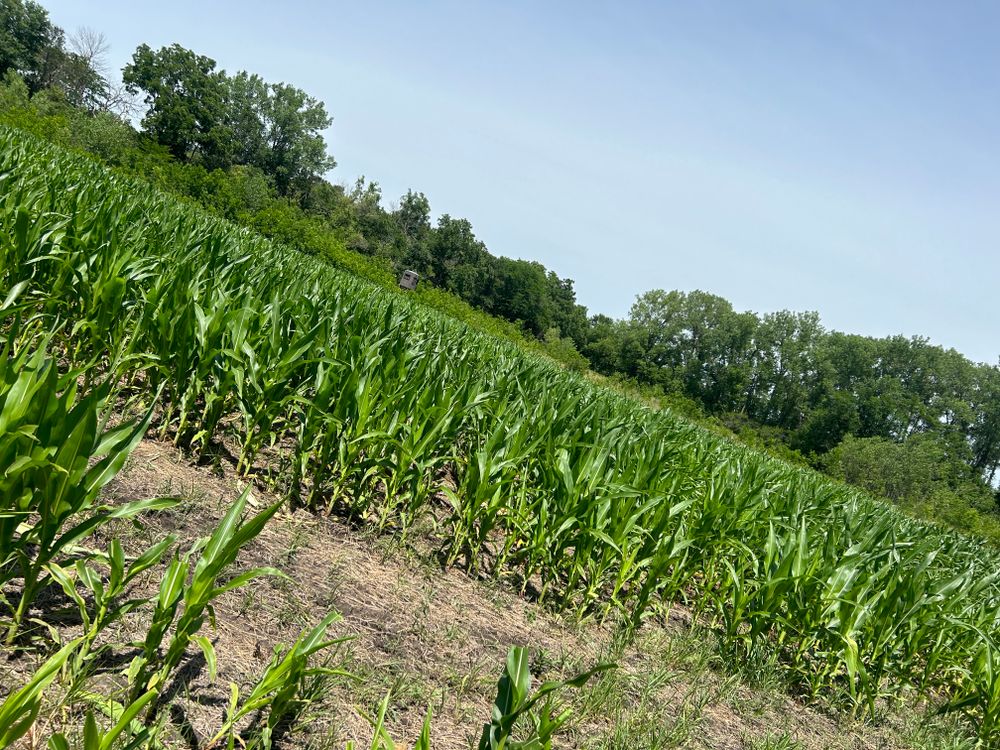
left=14, top=438, right=930, bottom=750
left=98, top=440, right=602, bottom=749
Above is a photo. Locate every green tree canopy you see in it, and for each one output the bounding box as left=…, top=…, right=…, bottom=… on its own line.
left=0, top=0, right=53, bottom=88
left=1, top=0, right=105, bottom=105
left=123, top=43, right=228, bottom=163
left=123, top=44, right=334, bottom=192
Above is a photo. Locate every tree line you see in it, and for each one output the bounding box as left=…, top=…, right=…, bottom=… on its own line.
left=587, top=291, right=999, bottom=472
left=584, top=292, right=1000, bottom=525
left=2, top=0, right=999, bottom=536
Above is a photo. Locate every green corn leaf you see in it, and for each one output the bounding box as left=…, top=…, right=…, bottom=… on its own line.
left=0, top=640, right=79, bottom=747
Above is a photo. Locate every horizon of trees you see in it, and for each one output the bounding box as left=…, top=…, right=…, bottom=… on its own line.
left=584, top=291, right=1000, bottom=516
left=3, top=0, right=999, bottom=537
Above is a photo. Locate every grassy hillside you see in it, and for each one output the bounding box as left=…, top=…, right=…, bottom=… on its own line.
left=2, top=125, right=1000, bottom=746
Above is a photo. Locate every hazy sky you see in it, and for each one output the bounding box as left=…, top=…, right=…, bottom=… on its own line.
left=42, top=1, right=1000, bottom=364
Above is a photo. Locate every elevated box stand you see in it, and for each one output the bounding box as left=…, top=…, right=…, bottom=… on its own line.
left=398, top=270, right=420, bottom=290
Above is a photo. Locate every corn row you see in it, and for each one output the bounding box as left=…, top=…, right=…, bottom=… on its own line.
left=3, top=126, right=1000, bottom=739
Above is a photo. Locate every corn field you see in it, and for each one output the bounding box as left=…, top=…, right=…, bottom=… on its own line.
left=2, top=124, right=1000, bottom=745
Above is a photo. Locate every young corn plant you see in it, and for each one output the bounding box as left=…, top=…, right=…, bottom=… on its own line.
left=129, top=489, right=284, bottom=703
left=208, top=611, right=350, bottom=750
left=46, top=692, right=160, bottom=750
left=478, top=646, right=614, bottom=750
left=939, top=625, right=1000, bottom=744
left=0, top=639, right=79, bottom=748
left=46, top=537, right=176, bottom=685
left=0, top=345, right=170, bottom=645
left=351, top=696, right=432, bottom=750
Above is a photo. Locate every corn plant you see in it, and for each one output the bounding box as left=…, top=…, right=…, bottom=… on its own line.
left=478, top=647, right=614, bottom=750
left=0, top=344, right=171, bottom=645
left=208, top=611, right=350, bottom=750
left=129, top=489, right=284, bottom=702
left=0, top=639, right=78, bottom=748
left=351, top=697, right=432, bottom=750
left=46, top=691, right=160, bottom=750
left=938, top=625, right=1000, bottom=743
left=46, top=537, right=176, bottom=683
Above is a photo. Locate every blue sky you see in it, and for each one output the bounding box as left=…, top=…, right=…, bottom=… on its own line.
left=43, top=1, right=1000, bottom=364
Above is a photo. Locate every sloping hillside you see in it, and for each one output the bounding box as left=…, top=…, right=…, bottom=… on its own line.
left=0, top=126, right=996, bottom=747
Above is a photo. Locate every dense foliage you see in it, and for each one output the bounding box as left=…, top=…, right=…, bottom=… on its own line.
left=585, top=292, right=1000, bottom=537
left=122, top=43, right=335, bottom=195
left=3, top=0, right=998, bottom=542
left=586, top=291, right=1000, bottom=470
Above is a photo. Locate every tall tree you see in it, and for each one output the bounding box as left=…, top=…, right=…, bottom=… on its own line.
left=545, top=272, right=588, bottom=346
left=427, top=215, right=487, bottom=292
left=223, top=71, right=268, bottom=167
left=485, top=258, right=552, bottom=336
left=0, top=0, right=52, bottom=90
left=123, top=45, right=335, bottom=191
left=258, top=81, right=334, bottom=194
left=971, top=366, right=1000, bottom=484
left=394, top=190, right=433, bottom=274
left=1, top=0, right=104, bottom=105
left=123, top=43, right=228, bottom=163
left=583, top=314, right=627, bottom=375
left=750, top=310, right=824, bottom=428
left=625, top=289, right=755, bottom=408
